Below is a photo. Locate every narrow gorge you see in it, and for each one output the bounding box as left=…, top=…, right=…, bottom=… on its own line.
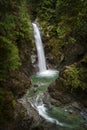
left=0, top=0, right=87, bottom=130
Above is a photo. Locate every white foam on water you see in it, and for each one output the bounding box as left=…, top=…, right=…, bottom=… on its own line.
left=37, top=70, right=58, bottom=77
left=30, top=95, right=63, bottom=126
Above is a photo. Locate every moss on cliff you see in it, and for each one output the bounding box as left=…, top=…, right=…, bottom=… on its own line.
left=0, top=0, right=33, bottom=126
left=0, top=0, right=32, bottom=81
left=64, top=65, right=87, bottom=90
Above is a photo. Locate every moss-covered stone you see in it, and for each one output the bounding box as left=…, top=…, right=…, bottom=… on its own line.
left=58, top=64, right=87, bottom=91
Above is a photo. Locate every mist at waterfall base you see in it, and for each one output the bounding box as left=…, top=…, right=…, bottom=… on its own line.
left=32, top=23, right=58, bottom=77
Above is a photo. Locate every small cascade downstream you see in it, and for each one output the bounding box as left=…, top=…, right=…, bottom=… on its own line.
left=30, top=94, right=63, bottom=126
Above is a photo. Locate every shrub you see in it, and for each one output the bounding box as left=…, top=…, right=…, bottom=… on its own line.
left=0, top=36, right=21, bottom=81
left=65, top=66, right=80, bottom=88
left=65, top=65, right=87, bottom=90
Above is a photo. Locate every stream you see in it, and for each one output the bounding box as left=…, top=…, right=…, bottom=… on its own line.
left=26, top=74, right=86, bottom=130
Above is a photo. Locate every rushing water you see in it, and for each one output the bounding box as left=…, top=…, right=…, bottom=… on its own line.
left=32, top=23, right=58, bottom=77
left=32, top=23, right=46, bottom=72
left=31, top=94, right=63, bottom=126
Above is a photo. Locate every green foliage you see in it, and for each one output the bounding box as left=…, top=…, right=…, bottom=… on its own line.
left=30, top=0, right=87, bottom=45
left=29, top=0, right=56, bottom=22
left=65, top=66, right=80, bottom=88
left=17, top=0, right=32, bottom=40
left=0, top=0, right=33, bottom=126
left=56, top=0, right=83, bottom=18
left=12, top=100, right=17, bottom=109
left=56, top=0, right=87, bottom=46
left=0, top=0, right=32, bottom=81
left=65, top=65, right=87, bottom=90
left=0, top=36, right=21, bottom=81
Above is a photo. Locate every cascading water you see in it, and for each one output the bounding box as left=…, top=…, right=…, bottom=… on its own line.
left=32, top=23, right=58, bottom=77
left=30, top=94, right=63, bottom=126
left=32, top=23, right=46, bottom=72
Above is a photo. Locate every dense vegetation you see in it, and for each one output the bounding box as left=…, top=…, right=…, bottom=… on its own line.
left=0, top=0, right=32, bottom=81
left=0, top=0, right=32, bottom=125
left=0, top=0, right=87, bottom=128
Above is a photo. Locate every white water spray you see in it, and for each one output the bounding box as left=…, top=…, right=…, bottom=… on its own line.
left=32, top=23, right=58, bottom=77
left=30, top=94, right=63, bottom=126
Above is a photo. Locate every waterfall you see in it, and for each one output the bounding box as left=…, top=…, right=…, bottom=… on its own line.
left=32, top=23, right=58, bottom=77
left=32, top=23, right=46, bottom=72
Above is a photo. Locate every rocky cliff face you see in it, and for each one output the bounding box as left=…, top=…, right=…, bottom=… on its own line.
left=0, top=0, right=34, bottom=128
